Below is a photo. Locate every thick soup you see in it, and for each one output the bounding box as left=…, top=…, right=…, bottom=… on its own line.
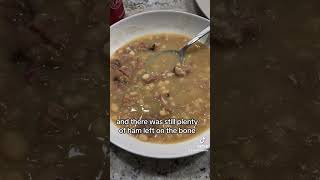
left=110, top=33, right=210, bottom=143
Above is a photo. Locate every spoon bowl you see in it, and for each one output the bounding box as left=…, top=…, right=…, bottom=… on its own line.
left=145, top=50, right=179, bottom=73
left=145, top=26, right=210, bottom=73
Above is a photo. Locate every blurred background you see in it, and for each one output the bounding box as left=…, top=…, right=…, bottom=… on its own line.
left=213, top=0, right=320, bottom=179
left=0, top=0, right=107, bottom=179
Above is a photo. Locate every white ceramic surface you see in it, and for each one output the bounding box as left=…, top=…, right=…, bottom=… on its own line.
left=110, top=10, right=210, bottom=159
left=195, top=0, right=210, bottom=18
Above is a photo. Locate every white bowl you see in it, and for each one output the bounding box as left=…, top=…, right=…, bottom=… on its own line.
left=195, top=0, right=210, bottom=18
left=110, top=10, right=210, bottom=159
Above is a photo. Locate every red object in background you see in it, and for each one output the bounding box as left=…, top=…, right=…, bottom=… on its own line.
left=110, top=0, right=125, bottom=24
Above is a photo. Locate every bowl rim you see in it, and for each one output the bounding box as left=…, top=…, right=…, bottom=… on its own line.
left=111, top=9, right=210, bottom=28
left=110, top=10, right=210, bottom=159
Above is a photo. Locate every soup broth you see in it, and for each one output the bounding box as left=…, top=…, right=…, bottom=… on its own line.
left=110, top=33, right=210, bottom=143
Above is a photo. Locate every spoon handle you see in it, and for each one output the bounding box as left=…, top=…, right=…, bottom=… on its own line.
left=179, top=26, right=210, bottom=64
left=184, top=26, right=210, bottom=50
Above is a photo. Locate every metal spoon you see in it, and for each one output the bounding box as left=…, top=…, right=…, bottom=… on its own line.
left=146, top=26, right=210, bottom=72
left=177, top=26, right=210, bottom=64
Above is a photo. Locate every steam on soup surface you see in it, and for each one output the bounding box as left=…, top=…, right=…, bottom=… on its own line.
left=110, top=33, right=210, bottom=143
